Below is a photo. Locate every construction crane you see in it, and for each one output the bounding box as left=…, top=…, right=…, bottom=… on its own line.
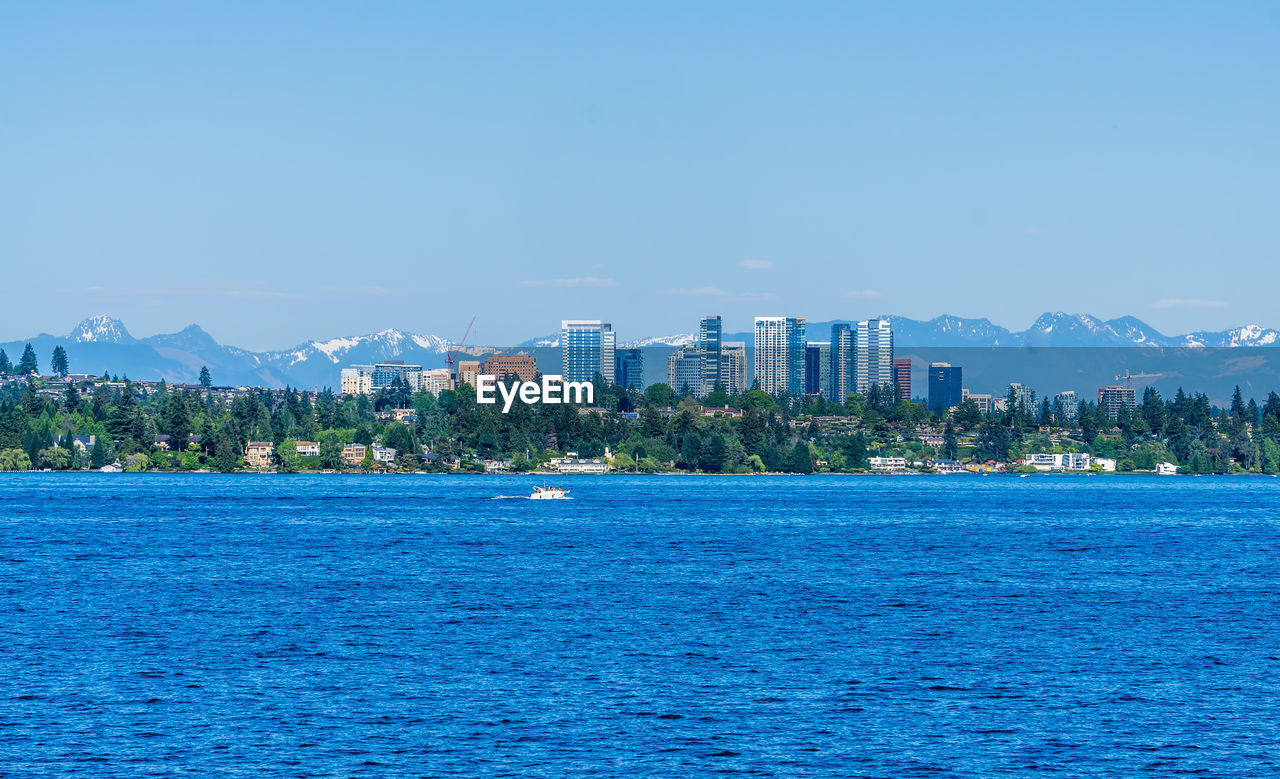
left=446, top=316, right=477, bottom=370
left=1115, top=369, right=1161, bottom=387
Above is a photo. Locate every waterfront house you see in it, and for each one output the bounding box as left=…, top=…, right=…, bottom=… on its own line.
left=1024, top=452, right=1092, bottom=472
left=295, top=441, right=320, bottom=458
left=548, top=457, right=610, bottom=474
left=341, top=443, right=367, bottom=466
left=927, top=459, right=966, bottom=474
left=244, top=441, right=275, bottom=469
left=372, top=446, right=397, bottom=464
left=868, top=456, right=908, bottom=471
left=1156, top=462, right=1178, bottom=475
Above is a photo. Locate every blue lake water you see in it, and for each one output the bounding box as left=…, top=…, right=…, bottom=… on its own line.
left=2, top=474, right=1279, bottom=776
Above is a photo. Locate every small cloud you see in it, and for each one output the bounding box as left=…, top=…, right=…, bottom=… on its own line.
left=739, top=259, right=774, bottom=270
left=842, top=289, right=883, bottom=299
left=662, top=288, right=777, bottom=301
left=663, top=287, right=730, bottom=297
left=520, top=277, right=618, bottom=288
left=1151, top=298, right=1227, bottom=310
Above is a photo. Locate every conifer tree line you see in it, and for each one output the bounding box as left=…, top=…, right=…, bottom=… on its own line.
left=1, top=344, right=1278, bottom=474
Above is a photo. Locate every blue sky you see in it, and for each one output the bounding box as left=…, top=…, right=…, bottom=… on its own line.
left=2, top=2, right=1276, bottom=349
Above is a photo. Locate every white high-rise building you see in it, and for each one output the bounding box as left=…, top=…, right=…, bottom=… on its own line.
left=753, top=317, right=806, bottom=396
left=854, top=318, right=893, bottom=394
left=560, top=320, right=616, bottom=384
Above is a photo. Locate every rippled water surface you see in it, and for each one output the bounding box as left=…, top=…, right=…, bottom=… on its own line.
left=2, top=474, right=1279, bottom=776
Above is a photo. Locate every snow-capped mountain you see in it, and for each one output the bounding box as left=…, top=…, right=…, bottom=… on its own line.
left=518, top=332, right=561, bottom=348
left=1017, top=312, right=1172, bottom=347
left=4, top=312, right=1280, bottom=390
left=1178, top=325, right=1280, bottom=348
left=70, top=315, right=135, bottom=344
left=269, top=329, right=452, bottom=367
left=624, top=333, right=697, bottom=348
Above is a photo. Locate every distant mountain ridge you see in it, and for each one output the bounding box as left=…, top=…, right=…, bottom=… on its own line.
left=2, top=313, right=1278, bottom=390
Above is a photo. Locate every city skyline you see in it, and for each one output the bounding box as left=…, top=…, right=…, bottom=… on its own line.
left=3, top=4, right=1277, bottom=348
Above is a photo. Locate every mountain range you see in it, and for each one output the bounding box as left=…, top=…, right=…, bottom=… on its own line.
left=2, top=313, right=1278, bottom=391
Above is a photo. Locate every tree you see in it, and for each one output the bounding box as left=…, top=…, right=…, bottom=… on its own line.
left=64, top=382, right=81, bottom=412
left=51, top=346, right=69, bottom=376
left=952, top=398, right=981, bottom=429
left=1261, top=438, right=1280, bottom=476
left=214, top=430, right=240, bottom=472
left=787, top=442, right=814, bottom=474
left=0, top=349, right=10, bottom=374
left=318, top=431, right=344, bottom=469
left=277, top=440, right=301, bottom=473
left=37, top=446, right=71, bottom=470
left=0, top=448, right=33, bottom=471
left=973, top=419, right=1013, bottom=462
left=382, top=422, right=415, bottom=455
left=644, top=383, right=676, bottom=408
left=159, top=392, right=191, bottom=450
left=17, top=344, right=38, bottom=375
left=942, top=421, right=959, bottom=460
left=89, top=437, right=113, bottom=468
left=697, top=433, right=728, bottom=473
left=199, top=366, right=212, bottom=388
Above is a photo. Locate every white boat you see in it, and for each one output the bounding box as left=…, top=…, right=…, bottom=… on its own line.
left=529, top=486, right=570, bottom=500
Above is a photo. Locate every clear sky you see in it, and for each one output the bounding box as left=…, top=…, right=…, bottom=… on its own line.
left=2, top=2, right=1277, bottom=349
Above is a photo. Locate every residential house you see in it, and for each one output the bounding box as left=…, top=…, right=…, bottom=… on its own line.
left=342, top=443, right=367, bottom=467
left=295, top=441, right=320, bottom=458
left=548, top=457, right=610, bottom=474
left=868, top=456, right=908, bottom=471
left=244, top=441, right=274, bottom=469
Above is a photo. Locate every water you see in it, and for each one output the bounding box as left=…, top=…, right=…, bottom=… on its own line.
left=2, top=474, right=1279, bottom=777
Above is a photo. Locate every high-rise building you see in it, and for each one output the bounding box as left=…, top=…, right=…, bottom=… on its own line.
left=1097, top=385, right=1136, bottom=418
left=962, top=388, right=993, bottom=414
left=483, top=354, right=539, bottom=383
left=893, top=358, right=912, bottom=402
left=805, top=343, right=831, bottom=397
left=668, top=345, right=703, bottom=396
left=456, top=360, right=481, bottom=388
left=341, top=362, right=424, bottom=395
left=829, top=324, right=854, bottom=403
left=928, top=362, right=963, bottom=410
left=1054, top=390, right=1078, bottom=422
left=614, top=348, right=644, bottom=390
left=1009, top=382, right=1037, bottom=414
left=720, top=342, right=747, bottom=397
left=854, top=318, right=893, bottom=394
left=699, top=315, right=722, bottom=395
left=753, top=317, right=806, bottom=396
left=561, top=320, right=615, bottom=384
left=420, top=369, right=455, bottom=397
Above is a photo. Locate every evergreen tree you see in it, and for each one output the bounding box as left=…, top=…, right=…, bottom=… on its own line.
left=214, top=430, right=240, bottom=473
left=199, top=366, right=212, bottom=388
left=89, top=437, right=111, bottom=468
left=17, top=344, right=38, bottom=375
left=942, top=421, right=959, bottom=460
left=51, top=346, right=69, bottom=376
left=787, top=442, right=814, bottom=474
left=0, top=349, right=9, bottom=374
